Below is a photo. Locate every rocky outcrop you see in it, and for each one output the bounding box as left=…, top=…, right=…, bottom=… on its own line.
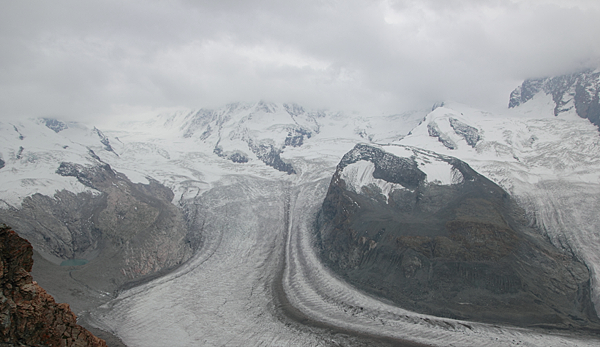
left=0, top=224, right=107, bottom=347
left=0, top=159, right=197, bottom=295
left=427, top=122, right=456, bottom=149
left=284, top=128, right=311, bottom=148
left=316, top=144, right=599, bottom=329
left=213, top=146, right=249, bottom=164
left=42, top=118, right=68, bottom=133
left=179, top=102, right=316, bottom=173
left=93, top=127, right=115, bottom=154
left=449, top=117, right=480, bottom=147
left=509, top=69, right=600, bottom=128
left=248, top=140, right=296, bottom=174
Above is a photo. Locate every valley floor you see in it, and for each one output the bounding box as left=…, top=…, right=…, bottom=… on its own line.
left=78, top=175, right=600, bottom=347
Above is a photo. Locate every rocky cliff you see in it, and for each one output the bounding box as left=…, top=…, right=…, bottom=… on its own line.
left=316, top=143, right=599, bottom=329
left=0, top=224, right=107, bottom=346
left=509, top=68, right=600, bottom=128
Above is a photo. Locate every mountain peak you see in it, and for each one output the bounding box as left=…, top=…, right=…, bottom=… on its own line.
left=509, top=69, right=600, bottom=128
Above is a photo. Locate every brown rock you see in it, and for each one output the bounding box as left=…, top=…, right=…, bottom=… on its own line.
left=0, top=224, right=107, bottom=347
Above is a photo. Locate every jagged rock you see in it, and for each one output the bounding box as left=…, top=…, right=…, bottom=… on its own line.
left=449, top=118, right=480, bottom=147
left=316, top=144, right=599, bottom=329
left=0, top=158, right=4, bottom=170
left=228, top=152, right=249, bottom=163
left=0, top=224, right=107, bottom=347
left=248, top=140, right=295, bottom=174
left=92, top=127, right=115, bottom=154
left=42, top=118, right=68, bottom=133
left=284, top=128, right=312, bottom=148
left=427, top=122, right=457, bottom=149
left=509, top=69, right=600, bottom=128
left=213, top=146, right=249, bottom=164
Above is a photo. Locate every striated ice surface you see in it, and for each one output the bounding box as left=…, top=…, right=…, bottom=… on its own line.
left=2, top=101, right=600, bottom=346
left=84, top=174, right=600, bottom=346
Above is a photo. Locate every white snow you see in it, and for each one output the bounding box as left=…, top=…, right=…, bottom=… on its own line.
left=416, top=156, right=462, bottom=185
left=341, top=160, right=405, bottom=200
left=2, top=98, right=600, bottom=346
left=383, top=144, right=463, bottom=185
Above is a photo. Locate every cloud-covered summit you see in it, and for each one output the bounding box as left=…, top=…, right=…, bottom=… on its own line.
left=1, top=0, right=599, bottom=123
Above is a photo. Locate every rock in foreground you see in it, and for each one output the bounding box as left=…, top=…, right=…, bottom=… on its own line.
left=0, top=224, right=107, bottom=347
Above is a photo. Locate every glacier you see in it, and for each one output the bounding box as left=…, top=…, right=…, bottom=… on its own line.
left=1, top=93, right=600, bottom=346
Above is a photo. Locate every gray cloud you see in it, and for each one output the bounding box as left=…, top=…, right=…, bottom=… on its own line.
left=1, top=0, right=599, bottom=122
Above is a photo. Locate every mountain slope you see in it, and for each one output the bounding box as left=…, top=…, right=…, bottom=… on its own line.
left=316, top=143, right=598, bottom=328
left=2, top=95, right=600, bottom=346
left=509, top=69, right=600, bottom=128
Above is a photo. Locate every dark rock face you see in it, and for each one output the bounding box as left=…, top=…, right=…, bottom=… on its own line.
left=93, top=127, right=115, bottom=154
left=0, top=224, right=107, bottom=347
left=248, top=140, right=296, bottom=174
left=427, top=122, right=456, bottom=149
left=284, top=128, right=312, bottom=148
left=42, top=118, right=68, bottom=133
left=0, top=159, right=196, bottom=294
left=0, top=158, right=4, bottom=170
left=229, top=152, right=249, bottom=163
left=509, top=69, right=600, bottom=129
left=337, top=144, right=425, bottom=189
left=449, top=118, right=480, bottom=147
left=316, top=144, right=599, bottom=329
left=213, top=146, right=249, bottom=164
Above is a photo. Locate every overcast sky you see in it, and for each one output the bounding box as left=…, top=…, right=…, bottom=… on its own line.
left=1, top=0, right=600, bottom=123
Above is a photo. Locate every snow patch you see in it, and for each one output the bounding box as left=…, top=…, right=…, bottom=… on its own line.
left=0, top=175, right=100, bottom=208
left=341, top=160, right=405, bottom=201
left=381, top=145, right=463, bottom=185
left=416, top=158, right=463, bottom=185
left=379, top=145, right=414, bottom=158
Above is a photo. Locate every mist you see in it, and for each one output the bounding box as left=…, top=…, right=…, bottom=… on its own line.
left=1, top=0, right=599, bottom=123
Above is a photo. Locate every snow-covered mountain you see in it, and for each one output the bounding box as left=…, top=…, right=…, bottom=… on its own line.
left=509, top=68, right=600, bottom=127
left=2, top=70, right=600, bottom=346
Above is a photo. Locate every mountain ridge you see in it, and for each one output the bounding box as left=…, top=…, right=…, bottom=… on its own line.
left=2, top=78, right=600, bottom=345
left=509, top=68, right=600, bottom=128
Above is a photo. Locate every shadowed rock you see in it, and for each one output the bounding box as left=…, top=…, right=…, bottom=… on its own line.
left=317, top=144, right=600, bottom=329
left=509, top=69, right=600, bottom=130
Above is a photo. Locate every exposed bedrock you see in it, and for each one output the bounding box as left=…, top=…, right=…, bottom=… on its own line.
left=0, top=161, right=197, bottom=298
left=509, top=69, right=600, bottom=129
left=316, top=143, right=600, bottom=329
left=0, top=224, right=107, bottom=347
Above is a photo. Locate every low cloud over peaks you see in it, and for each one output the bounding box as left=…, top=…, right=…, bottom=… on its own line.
left=1, top=0, right=599, bottom=122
